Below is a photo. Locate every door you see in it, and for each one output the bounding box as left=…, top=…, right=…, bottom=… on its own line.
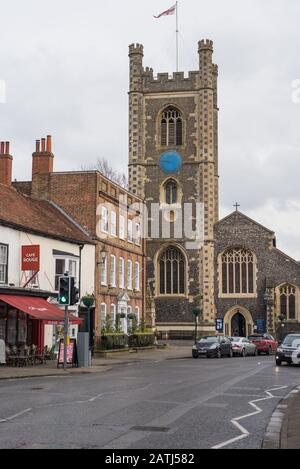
left=231, top=312, right=246, bottom=337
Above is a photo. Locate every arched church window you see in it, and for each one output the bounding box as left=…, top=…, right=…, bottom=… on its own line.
left=161, top=107, right=183, bottom=147
left=159, top=246, right=186, bottom=295
left=221, top=249, right=256, bottom=295
left=280, top=284, right=296, bottom=320
left=165, top=179, right=178, bottom=204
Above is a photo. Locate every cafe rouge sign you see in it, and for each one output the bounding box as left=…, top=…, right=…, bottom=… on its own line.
left=21, top=245, right=40, bottom=272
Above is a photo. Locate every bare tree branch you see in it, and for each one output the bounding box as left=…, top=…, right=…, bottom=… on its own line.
left=81, top=158, right=128, bottom=189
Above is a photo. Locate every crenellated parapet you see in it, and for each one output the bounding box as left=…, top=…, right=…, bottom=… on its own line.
left=129, top=43, right=144, bottom=56
left=198, top=39, right=214, bottom=52
left=142, top=70, right=202, bottom=92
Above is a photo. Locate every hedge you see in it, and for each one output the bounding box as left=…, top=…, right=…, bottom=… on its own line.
left=100, top=333, right=155, bottom=351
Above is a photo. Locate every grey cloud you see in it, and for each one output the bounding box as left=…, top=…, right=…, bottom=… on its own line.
left=1, top=0, right=300, bottom=256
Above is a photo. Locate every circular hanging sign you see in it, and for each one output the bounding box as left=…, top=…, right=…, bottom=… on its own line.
left=159, top=151, right=182, bottom=174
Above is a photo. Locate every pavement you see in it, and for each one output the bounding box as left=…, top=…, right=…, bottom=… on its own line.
left=263, top=382, right=300, bottom=449
left=0, top=343, right=190, bottom=380
left=0, top=346, right=300, bottom=449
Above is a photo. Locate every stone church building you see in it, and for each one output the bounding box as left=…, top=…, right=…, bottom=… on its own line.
left=128, top=40, right=300, bottom=338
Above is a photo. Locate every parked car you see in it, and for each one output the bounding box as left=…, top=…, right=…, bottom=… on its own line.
left=248, top=334, right=278, bottom=355
left=192, top=336, right=233, bottom=359
left=229, top=337, right=258, bottom=357
left=276, top=334, right=300, bottom=366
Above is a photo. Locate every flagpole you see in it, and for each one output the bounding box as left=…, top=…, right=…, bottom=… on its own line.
left=176, top=1, right=179, bottom=72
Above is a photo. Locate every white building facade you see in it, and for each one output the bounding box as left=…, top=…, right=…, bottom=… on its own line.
left=0, top=225, right=95, bottom=348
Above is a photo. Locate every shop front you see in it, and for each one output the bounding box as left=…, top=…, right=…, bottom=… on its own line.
left=0, top=292, right=82, bottom=354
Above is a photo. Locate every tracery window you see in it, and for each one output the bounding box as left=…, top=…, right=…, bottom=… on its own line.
left=221, top=249, right=255, bottom=295
left=159, top=246, right=185, bottom=295
left=280, top=285, right=296, bottom=320
left=161, top=107, right=183, bottom=147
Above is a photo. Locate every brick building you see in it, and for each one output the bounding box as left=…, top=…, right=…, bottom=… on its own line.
left=12, top=136, right=145, bottom=350
left=0, top=142, right=95, bottom=354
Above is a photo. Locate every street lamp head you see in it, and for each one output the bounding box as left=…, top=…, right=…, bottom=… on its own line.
left=193, top=308, right=201, bottom=318
left=100, top=246, right=108, bottom=262
left=278, top=313, right=286, bottom=323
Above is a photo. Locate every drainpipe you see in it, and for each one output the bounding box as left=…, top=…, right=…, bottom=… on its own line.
left=79, top=244, right=84, bottom=297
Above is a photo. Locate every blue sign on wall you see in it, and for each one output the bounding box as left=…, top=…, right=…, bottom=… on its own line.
left=256, top=319, right=266, bottom=334
left=216, top=318, right=224, bottom=333
left=159, top=151, right=182, bottom=174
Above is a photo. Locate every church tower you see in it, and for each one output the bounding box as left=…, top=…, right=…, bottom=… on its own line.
left=128, top=41, right=219, bottom=336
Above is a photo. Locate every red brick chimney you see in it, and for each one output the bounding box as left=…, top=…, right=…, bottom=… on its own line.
left=0, top=141, right=13, bottom=186
left=32, top=135, right=54, bottom=176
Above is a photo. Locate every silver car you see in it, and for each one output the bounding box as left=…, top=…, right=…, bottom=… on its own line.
left=229, top=337, right=258, bottom=357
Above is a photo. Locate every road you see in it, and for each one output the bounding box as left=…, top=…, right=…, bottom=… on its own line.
left=0, top=352, right=299, bottom=449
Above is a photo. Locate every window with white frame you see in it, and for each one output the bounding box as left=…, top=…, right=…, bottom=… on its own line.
left=0, top=244, right=8, bottom=285
left=119, top=257, right=125, bottom=289
left=28, top=271, right=39, bottom=288
left=134, top=262, right=140, bottom=291
left=101, top=255, right=107, bottom=286
left=127, top=260, right=132, bottom=290
left=69, top=259, right=77, bottom=278
left=101, top=303, right=107, bottom=328
left=101, top=206, right=109, bottom=233
left=111, top=211, right=117, bottom=237
left=135, top=306, right=140, bottom=325
left=55, top=256, right=78, bottom=291
left=110, top=304, right=116, bottom=328
left=128, top=219, right=133, bottom=243
left=136, top=223, right=141, bottom=245
left=110, top=255, right=116, bottom=287
left=119, top=215, right=125, bottom=240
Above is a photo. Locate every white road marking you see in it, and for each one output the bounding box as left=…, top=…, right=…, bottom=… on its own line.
left=212, top=385, right=288, bottom=449
left=0, top=408, right=32, bottom=423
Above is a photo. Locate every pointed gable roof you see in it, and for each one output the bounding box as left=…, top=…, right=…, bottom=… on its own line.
left=0, top=183, right=94, bottom=244
left=215, top=210, right=275, bottom=235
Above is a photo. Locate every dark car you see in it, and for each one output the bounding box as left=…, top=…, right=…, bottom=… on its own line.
left=276, top=334, right=300, bottom=366
left=192, top=336, right=233, bottom=359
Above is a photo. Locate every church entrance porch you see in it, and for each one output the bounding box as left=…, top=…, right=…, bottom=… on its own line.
left=224, top=306, right=254, bottom=338
left=231, top=313, right=246, bottom=337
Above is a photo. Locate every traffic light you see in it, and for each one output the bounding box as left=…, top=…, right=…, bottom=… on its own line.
left=58, top=276, right=71, bottom=306
left=70, top=277, right=80, bottom=306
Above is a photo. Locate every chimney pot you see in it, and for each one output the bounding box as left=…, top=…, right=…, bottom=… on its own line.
left=46, top=135, right=52, bottom=153
left=0, top=141, right=12, bottom=186
left=36, top=140, right=40, bottom=153
left=41, top=138, right=46, bottom=152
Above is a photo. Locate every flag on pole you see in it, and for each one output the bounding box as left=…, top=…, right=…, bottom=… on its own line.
left=154, top=4, right=176, bottom=18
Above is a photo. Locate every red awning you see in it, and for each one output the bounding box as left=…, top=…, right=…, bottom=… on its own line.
left=0, top=295, right=83, bottom=325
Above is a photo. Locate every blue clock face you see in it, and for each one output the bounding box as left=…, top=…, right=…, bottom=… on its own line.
left=159, top=151, right=182, bottom=174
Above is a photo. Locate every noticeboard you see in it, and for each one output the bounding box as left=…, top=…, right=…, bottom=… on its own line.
left=57, top=339, right=78, bottom=368
left=216, top=318, right=224, bottom=333
left=256, top=319, right=266, bottom=334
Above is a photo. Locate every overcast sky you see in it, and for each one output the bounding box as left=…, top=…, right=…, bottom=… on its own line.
left=1, top=0, right=300, bottom=257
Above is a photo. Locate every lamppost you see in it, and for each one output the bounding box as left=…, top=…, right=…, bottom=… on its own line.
left=264, top=288, right=274, bottom=334
left=278, top=313, right=286, bottom=344
left=193, top=308, right=201, bottom=345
